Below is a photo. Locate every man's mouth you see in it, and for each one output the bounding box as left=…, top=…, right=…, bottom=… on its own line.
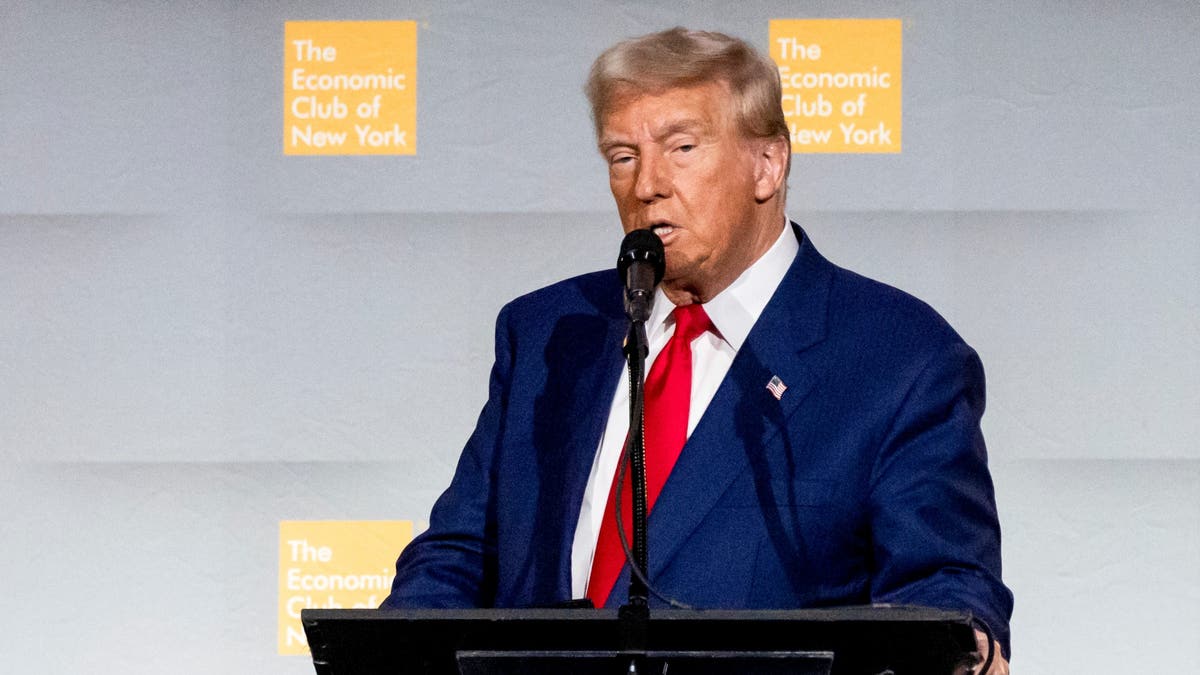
left=650, top=223, right=676, bottom=238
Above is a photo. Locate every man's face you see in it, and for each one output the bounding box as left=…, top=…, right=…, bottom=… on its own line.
left=599, top=81, right=782, bottom=303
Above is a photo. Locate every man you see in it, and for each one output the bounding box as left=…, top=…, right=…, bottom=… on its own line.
left=383, top=27, right=1012, bottom=672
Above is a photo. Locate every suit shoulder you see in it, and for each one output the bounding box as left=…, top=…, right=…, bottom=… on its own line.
left=499, top=269, right=621, bottom=324
left=825, top=263, right=968, bottom=353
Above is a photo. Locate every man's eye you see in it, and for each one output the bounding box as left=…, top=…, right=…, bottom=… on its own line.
left=611, top=155, right=634, bottom=166
left=677, top=144, right=695, bottom=153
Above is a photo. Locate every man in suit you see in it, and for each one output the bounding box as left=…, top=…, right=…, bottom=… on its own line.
left=383, top=27, right=1012, bottom=673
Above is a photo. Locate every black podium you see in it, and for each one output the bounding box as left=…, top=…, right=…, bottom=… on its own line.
left=302, top=606, right=977, bottom=674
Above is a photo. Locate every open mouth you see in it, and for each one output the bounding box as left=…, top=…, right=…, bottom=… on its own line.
left=650, top=223, right=676, bottom=238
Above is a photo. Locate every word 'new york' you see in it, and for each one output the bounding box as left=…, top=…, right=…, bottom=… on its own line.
left=291, top=124, right=407, bottom=148
left=790, top=122, right=893, bottom=146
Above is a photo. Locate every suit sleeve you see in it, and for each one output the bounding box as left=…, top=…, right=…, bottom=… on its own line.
left=380, top=304, right=515, bottom=608
left=867, top=340, right=1014, bottom=658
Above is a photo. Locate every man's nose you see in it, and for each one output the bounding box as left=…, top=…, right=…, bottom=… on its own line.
left=633, top=153, right=671, bottom=202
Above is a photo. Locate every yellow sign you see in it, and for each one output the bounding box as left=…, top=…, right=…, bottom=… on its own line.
left=277, top=520, right=413, bottom=655
left=283, top=21, right=417, bottom=155
left=769, top=19, right=902, bottom=153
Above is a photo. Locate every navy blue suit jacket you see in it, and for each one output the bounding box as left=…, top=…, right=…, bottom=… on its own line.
left=383, top=226, right=1013, bottom=654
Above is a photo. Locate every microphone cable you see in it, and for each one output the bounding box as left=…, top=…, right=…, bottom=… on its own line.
left=612, top=429, right=695, bottom=610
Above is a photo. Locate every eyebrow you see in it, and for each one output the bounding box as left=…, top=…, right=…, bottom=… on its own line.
left=599, top=118, right=710, bottom=155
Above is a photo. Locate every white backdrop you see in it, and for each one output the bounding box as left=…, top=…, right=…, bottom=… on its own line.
left=2, top=1, right=1197, bottom=672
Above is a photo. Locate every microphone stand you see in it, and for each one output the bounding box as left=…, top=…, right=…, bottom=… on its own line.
left=619, top=317, right=650, bottom=658
left=613, top=228, right=663, bottom=671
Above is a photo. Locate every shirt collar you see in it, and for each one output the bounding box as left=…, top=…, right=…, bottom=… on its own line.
left=647, top=219, right=799, bottom=350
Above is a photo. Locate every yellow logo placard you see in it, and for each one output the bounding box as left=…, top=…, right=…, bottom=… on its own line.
left=284, top=21, right=417, bottom=155
left=769, top=19, right=902, bottom=153
left=277, top=520, right=413, bottom=655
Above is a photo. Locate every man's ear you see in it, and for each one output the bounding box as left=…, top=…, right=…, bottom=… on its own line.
left=753, top=136, right=790, bottom=202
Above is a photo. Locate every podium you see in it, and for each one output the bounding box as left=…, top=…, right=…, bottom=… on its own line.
left=302, top=605, right=978, bottom=674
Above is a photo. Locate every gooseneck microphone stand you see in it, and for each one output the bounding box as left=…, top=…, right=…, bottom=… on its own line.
left=620, top=316, right=651, bottom=616
left=613, top=229, right=664, bottom=671
left=615, top=303, right=652, bottom=675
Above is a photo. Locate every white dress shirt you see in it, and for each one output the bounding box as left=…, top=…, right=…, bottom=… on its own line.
left=570, top=221, right=800, bottom=597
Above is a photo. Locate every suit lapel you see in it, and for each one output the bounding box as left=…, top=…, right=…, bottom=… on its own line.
left=645, top=226, right=835, bottom=583
left=532, top=280, right=629, bottom=599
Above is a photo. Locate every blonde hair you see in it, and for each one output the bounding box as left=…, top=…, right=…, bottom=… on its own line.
left=585, top=27, right=789, bottom=146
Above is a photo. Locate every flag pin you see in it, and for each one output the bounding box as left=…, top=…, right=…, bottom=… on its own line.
left=766, top=375, right=787, bottom=400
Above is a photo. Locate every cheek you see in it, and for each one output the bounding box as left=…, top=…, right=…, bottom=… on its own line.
left=688, top=200, right=742, bottom=257
left=610, top=177, right=638, bottom=206
left=614, top=202, right=639, bottom=231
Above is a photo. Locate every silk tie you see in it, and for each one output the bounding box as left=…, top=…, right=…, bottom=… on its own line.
left=586, top=303, right=714, bottom=607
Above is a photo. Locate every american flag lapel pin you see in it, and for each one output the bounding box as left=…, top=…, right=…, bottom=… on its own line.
left=766, top=375, right=787, bottom=400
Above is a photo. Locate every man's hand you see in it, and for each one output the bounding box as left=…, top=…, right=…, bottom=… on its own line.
left=953, top=629, right=1009, bottom=674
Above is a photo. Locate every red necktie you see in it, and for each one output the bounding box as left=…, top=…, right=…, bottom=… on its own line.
left=586, top=303, right=714, bottom=607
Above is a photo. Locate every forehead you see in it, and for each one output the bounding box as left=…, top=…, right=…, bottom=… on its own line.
left=599, top=81, right=736, bottom=140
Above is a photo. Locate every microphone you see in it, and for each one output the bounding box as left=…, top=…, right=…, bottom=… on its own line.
left=617, top=229, right=665, bottom=322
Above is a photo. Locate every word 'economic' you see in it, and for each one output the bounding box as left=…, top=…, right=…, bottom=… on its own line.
left=291, top=69, right=407, bottom=91
left=778, top=66, right=892, bottom=90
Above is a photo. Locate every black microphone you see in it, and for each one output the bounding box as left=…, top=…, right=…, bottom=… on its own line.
left=617, top=229, right=665, bottom=322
